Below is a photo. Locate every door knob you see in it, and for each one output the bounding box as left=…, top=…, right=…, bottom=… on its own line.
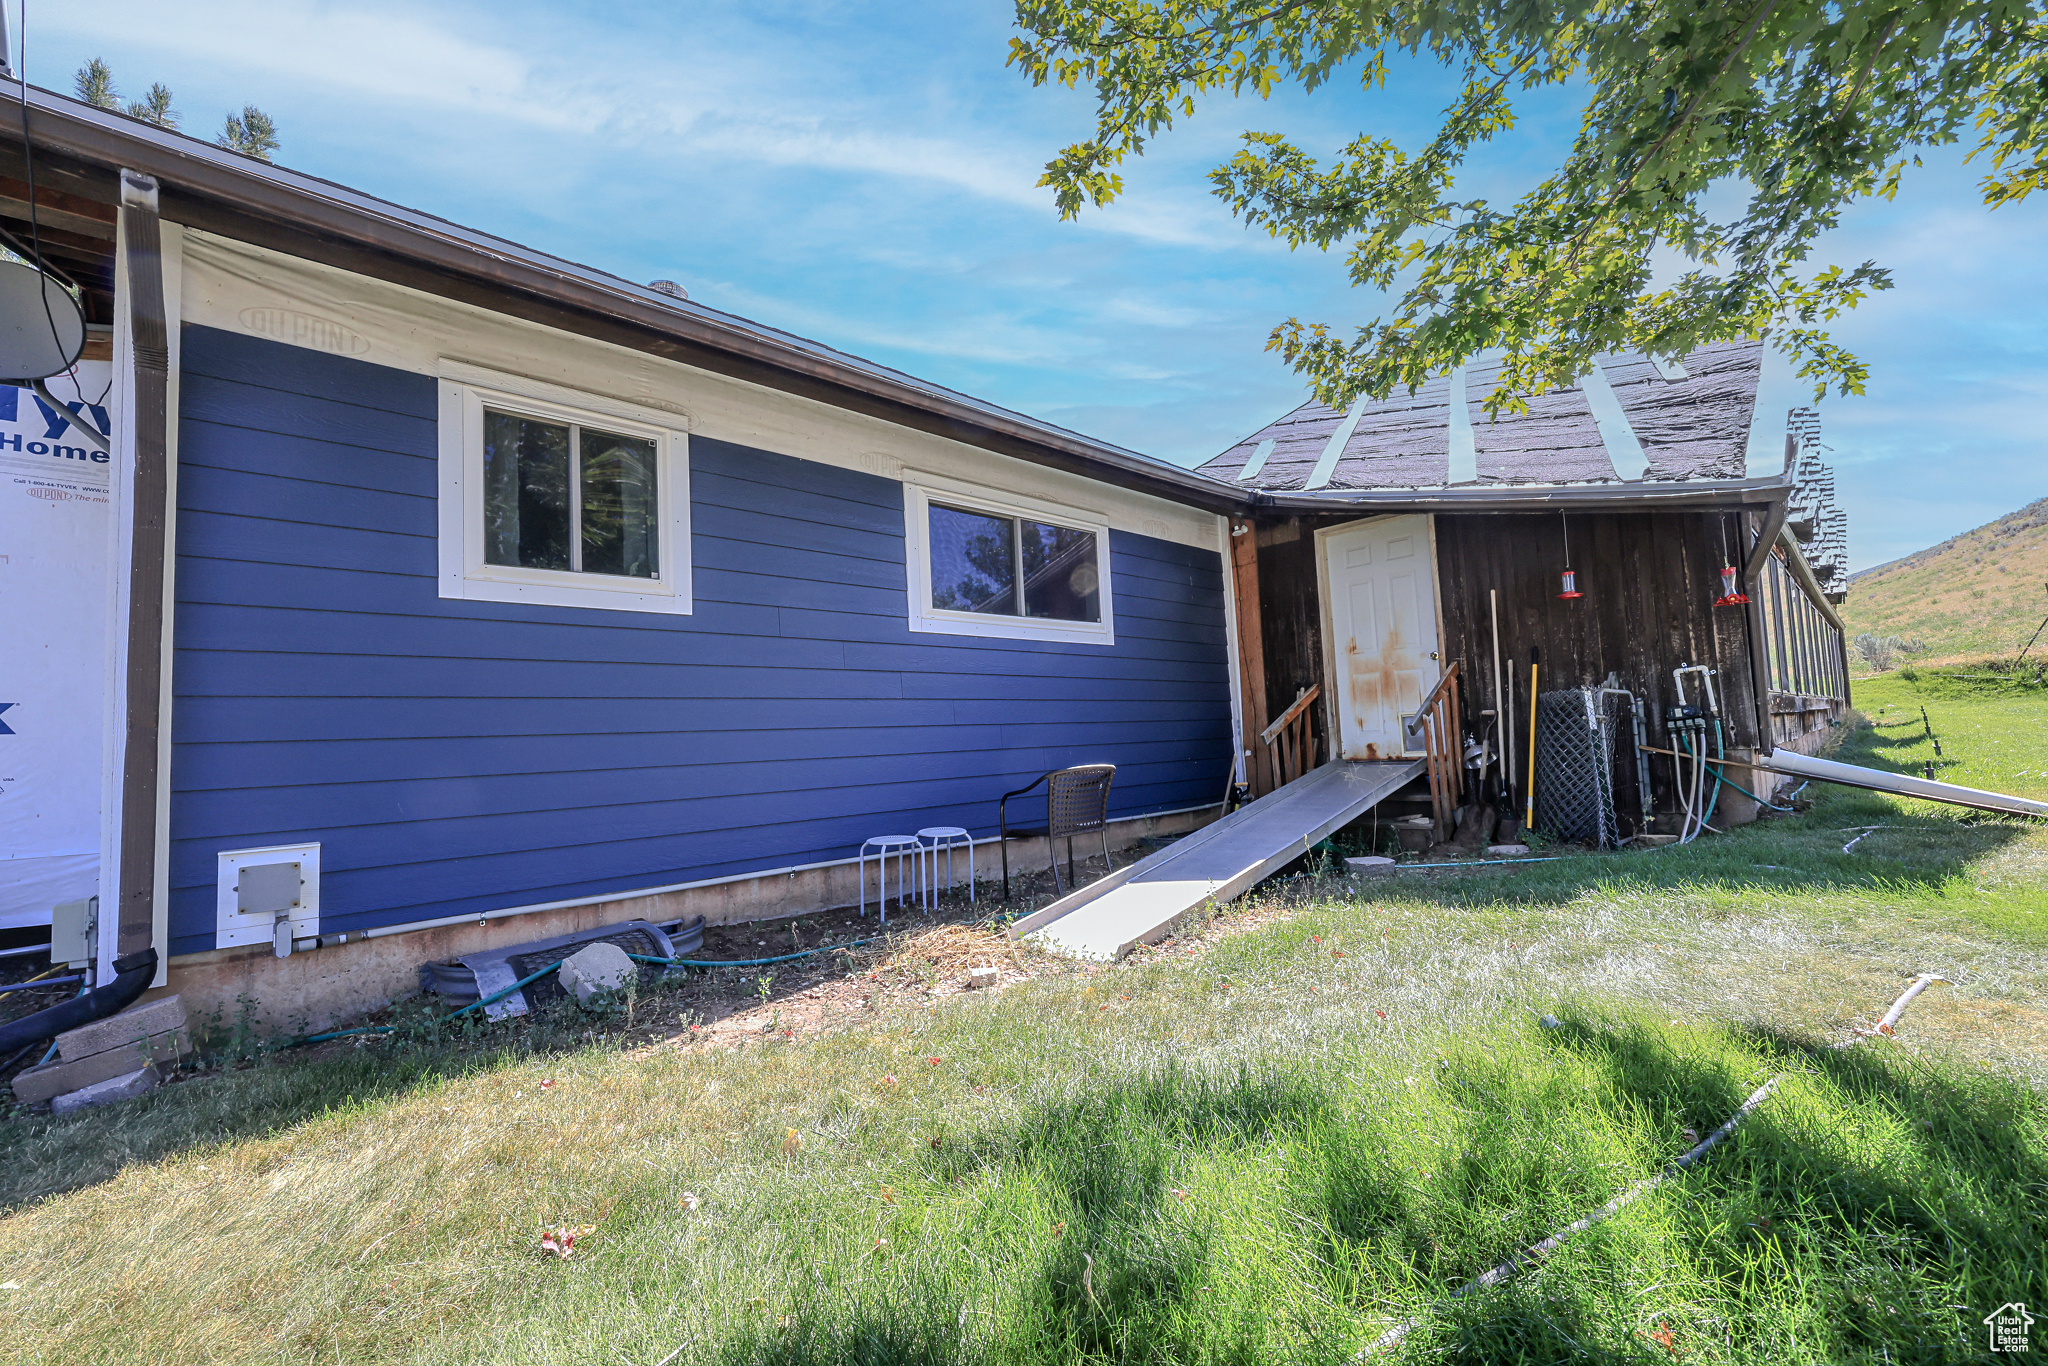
left=1429, top=651, right=1439, bottom=660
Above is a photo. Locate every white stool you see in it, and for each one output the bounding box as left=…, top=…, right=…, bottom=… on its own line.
left=858, top=835, right=924, bottom=924
left=917, top=826, right=975, bottom=905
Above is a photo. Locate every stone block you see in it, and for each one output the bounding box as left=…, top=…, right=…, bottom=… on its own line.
left=1346, top=856, right=1396, bottom=875
left=965, top=966, right=999, bottom=990
left=50, top=1066, right=159, bottom=1115
left=13, top=1029, right=190, bottom=1105
left=58, top=995, right=187, bottom=1063
left=1486, top=844, right=1532, bottom=857
left=558, top=942, right=635, bottom=1008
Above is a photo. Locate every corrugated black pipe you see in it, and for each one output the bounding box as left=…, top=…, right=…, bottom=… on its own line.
left=0, top=948, right=157, bottom=1054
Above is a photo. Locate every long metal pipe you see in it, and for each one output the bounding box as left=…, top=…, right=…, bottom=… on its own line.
left=1755, top=750, right=2048, bottom=819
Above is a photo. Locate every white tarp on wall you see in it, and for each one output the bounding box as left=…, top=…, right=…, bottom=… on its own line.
left=0, top=365, right=112, bottom=929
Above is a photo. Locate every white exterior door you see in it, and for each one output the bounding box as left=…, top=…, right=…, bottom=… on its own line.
left=1322, top=515, right=1441, bottom=760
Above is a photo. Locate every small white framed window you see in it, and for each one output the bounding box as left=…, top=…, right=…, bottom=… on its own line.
left=437, top=364, right=691, bottom=615
left=903, top=474, right=1114, bottom=645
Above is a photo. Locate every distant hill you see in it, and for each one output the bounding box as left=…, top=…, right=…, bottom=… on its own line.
left=1843, top=497, right=2048, bottom=667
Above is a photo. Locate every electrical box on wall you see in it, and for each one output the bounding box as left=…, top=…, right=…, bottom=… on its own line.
left=50, top=897, right=97, bottom=968
left=217, top=843, right=320, bottom=952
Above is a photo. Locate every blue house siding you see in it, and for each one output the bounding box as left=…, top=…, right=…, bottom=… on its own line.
left=167, top=325, right=1232, bottom=954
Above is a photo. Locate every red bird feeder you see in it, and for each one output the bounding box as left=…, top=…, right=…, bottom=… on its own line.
left=1714, top=565, right=1750, bottom=607
left=1557, top=512, right=1583, bottom=599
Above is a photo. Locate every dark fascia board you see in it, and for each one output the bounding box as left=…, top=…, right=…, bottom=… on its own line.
left=1257, top=471, right=1796, bottom=517
left=2, top=82, right=1252, bottom=515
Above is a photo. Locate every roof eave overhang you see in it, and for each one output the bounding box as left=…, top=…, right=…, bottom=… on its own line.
left=2, top=83, right=1250, bottom=516
left=1252, top=472, right=1793, bottom=516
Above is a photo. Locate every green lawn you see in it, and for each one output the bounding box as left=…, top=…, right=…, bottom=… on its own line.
left=2, top=688, right=2045, bottom=1365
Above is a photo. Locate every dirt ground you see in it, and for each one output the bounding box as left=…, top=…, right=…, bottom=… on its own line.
left=0, top=850, right=1145, bottom=1101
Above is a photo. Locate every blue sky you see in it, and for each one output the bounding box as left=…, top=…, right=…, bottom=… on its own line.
left=38, top=0, right=2048, bottom=570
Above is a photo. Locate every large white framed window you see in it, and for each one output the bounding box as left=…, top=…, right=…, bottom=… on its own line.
left=437, top=364, right=691, bottom=615
left=903, top=474, right=1114, bottom=645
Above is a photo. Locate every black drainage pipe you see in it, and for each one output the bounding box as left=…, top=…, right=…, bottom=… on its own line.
left=0, top=948, right=158, bottom=1055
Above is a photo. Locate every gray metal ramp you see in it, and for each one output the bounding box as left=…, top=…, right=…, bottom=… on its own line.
left=1012, top=759, right=1424, bottom=961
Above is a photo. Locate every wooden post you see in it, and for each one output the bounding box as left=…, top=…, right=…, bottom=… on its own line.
left=116, top=170, right=170, bottom=963
left=1229, top=521, right=1270, bottom=797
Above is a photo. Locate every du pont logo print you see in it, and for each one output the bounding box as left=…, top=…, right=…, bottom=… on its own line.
left=237, top=307, right=371, bottom=356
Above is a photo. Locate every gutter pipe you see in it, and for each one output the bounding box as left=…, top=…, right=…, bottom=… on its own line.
left=0, top=948, right=157, bottom=1054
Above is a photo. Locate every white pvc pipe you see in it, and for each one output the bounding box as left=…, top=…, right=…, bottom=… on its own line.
left=1757, top=750, right=2048, bottom=819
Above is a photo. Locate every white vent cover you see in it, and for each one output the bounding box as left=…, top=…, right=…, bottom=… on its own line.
left=217, top=843, right=320, bottom=948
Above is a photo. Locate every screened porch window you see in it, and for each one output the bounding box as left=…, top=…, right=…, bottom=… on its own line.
left=482, top=410, right=659, bottom=580
left=928, top=502, right=1100, bottom=623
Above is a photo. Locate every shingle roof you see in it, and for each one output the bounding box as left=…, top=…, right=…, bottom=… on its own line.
left=1200, top=339, right=1766, bottom=493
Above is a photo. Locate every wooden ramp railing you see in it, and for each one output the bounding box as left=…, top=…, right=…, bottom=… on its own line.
left=1256, top=684, right=1321, bottom=795
left=1414, top=662, right=1464, bottom=841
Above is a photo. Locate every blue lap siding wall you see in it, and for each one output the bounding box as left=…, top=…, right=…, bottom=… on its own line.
left=166, top=325, right=1232, bottom=955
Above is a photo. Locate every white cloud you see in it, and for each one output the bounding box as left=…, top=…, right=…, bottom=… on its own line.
left=41, top=0, right=583, bottom=127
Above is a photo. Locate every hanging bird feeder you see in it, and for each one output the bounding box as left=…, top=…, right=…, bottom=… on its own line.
left=1712, top=518, right=1749, bottom=606
left=1713, top=564, right=1750, bottom=607
left=1557, top=512, right=1583, bottom=599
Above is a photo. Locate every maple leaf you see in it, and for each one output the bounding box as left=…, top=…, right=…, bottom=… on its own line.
left=679, top=1191, right=702, bottom=1211
left=779, top=1128, right=803, bottom=1156
left=1650, top=1321, right=1679, bottom=1355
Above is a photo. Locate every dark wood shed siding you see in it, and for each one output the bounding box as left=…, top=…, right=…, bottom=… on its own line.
left=1432, top=511, right=1762, bottom=812
left=1245, top=508, right=1764, bottom=820
left=1253, top=519, right=1326, bottom=756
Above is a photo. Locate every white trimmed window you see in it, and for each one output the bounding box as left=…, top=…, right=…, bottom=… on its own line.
left=437, top=366, right=691, bottom=614
left=903, top=476, right=1114, bottom=645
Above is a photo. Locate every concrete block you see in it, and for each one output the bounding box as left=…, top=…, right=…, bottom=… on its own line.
left=58, top=995, right=187, bottom=1062
left=965, top=966, right=999, bottom=990
left=1485, top=844, right=1532, bottom=857
left=558, top=942, right=635, bottom=1008
left=1346, top=856, right=1396, bottom=875
left=13, top=1029, right=191, bottom=1105
left=51, top=1066, right=159, bottom=1115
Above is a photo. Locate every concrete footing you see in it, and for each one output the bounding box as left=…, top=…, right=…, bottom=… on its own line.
left=148, top=804, right=1220, bottom=1036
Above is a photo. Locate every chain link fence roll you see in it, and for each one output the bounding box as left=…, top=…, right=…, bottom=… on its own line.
left=1535, top=687, right=1624, bottom=847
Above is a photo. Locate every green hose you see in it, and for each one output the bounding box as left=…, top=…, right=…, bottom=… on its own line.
left=629, top=937, right=877, bottom=971
left=288, top=959, right=566, bottom=1047
left=1702, top=762, right=1795, bottom=812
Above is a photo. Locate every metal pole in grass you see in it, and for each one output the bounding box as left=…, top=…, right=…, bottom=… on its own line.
left=1358, top=975, right=1948, bottom=1358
